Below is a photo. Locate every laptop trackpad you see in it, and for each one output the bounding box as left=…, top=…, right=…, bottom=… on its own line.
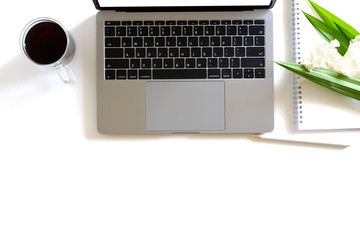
left=146, top=82, right=225, bottom=131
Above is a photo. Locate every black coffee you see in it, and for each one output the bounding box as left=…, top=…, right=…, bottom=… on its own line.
left=25, top=21, right=67, bottom=65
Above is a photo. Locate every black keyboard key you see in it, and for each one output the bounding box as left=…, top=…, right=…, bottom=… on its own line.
left=153, top=69, right=206, bottom=79
left=208, top=69, right=220, bottom=79
left=210, top=37, right=220, bottom=46
left=166, top=21, right=176, bottom=25
left=213, top=47, right=223, bottom=57
left=222, top=69, right=231, bottom=78
left=192, top=48, right=202, bottom=57
left=144, top=37, right=154, bottom=47
left=188, top=20, right=198, bottom=25
left=238, top=26, right=248, bottom=35
left=116, top=27, right=126, bottom=36
left=205, top=26, right=215, bottom=35
left=154, top=37, right=165, bottom=47
left=105, top=27, right=115, bottom=36
left=133, top=21, right=143, bottom=26
left=202, top=47, right=212, bottom=57
left=216, top=26, right=226, bottom=35
left=117, top=70, right=127, bottom=79
left=164, top=59, right=173, bottom=68
left=105, top=59, right=129, bottom=69
left=136, top=48, right=146, bottom=58
left=178, top=37, right=188, bottom=46
left=233, top=36, right=242, bottom=46
left=244, top=69, right=254, bottom=78
left=166, top=37, right=176, bottom=47
left=233, top=69, right=243, bottom=78
left=221, top=20, right=231, bottom=25
left=255, top=20, right=265, bottom=25
left=199, top=37, right=209, bottom=46
left=219, top=58, right=229, bottom=68
left=194, top=26, right=203, bottom=35
left=255, top=69, right=265, bottom=78
left=227, top=26, right=237, bottom=35
left=183, top=26, right=193, bottom=36
left=247, top=47, right=265, bottom=57
left=105, top=48, right=123, bottom=58
left=180, top=48, right=190, bottom=57
left=105, top=70, right=116, bottom=80
left=133, top=37, right=143, bottom=47
left=188, top=37, right=199, bottom=47
left=130, top=59, right=140, bottom=68
left=138, top=26, right=149, bottom=36
left=232, top=20, right=242, bottom=24
left=224, top=47, right=234, bottom=57
left=160, top=26, right=171, bottom=36
left=155, top=21, right=165, bottom=25
left=243, top=20, right=253, bottom=25
left=255, top=36, right=265, bottom=46
left=171, top=26, right=182, bottom=36
left=105, top=21, right=120, bottom=26
left=158, top=48, right=168, bottom=57
left=230, top=58, right=240, bottom=68
left=127, top=27, right=137, bottom=36
left=208, top=58, right=218, bottom=68
left=199, top=20, right=209, bottom=25
left=128, top=70, right=138, bottom=79
left=186, top=59, right=196, bottom=68
left=152, top=59, right=163, bottom=68
left=175, top=59, right=184, bottom=68
left=124, top=48, right=134, bottom=58
left=177, top=20, right=187, bottom=25
left=197, top=58, right=206, bottom=68
left=169, top=48, right=179, bottom=57
left=241, top=58, right=265, bottom=67
left=149, top=26, right=160, bottom=36
left=244, top=36, right=254, bottom=46
left=141, top=59, right=151, bottom=68
left=210, top=20, right=220, bottom=25
left=105, top=38, right=120, bottom=47
left=235, top=47, right=245, bottom=57
left=249, top=26, right=265, bottom=35
left=144, top=21, right=154, bottom=25
left=221, top=37, right=231, bottom=46
left=122, top=21, right=132, bottom=26
left=139, top=70, right=151, bottom=79
left=121, top=38, right=132, bottom=47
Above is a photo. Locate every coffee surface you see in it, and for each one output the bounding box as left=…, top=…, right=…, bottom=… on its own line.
left=25, top=22, right=67, bottom=64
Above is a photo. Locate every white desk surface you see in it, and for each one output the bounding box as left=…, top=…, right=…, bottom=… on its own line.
left=1, top=0, right=360, bottom=239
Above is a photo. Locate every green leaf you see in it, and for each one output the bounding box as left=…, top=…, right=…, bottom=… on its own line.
left=302, top=11, right=349, bottom=56
left=274, top=61, right=360, bottom=101
left=308, top=0, right=359, bottom=40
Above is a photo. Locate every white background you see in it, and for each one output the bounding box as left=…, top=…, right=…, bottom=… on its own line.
left=1, top=0, right=360, bottom=239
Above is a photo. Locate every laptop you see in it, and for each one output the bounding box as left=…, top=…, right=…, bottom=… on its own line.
left=93, top=0, right=276, bottom=134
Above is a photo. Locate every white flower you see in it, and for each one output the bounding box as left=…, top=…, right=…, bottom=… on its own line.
left=302, top=35, right=360, bottom=79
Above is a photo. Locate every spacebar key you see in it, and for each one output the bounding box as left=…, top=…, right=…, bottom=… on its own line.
left=153, top=69, right=207, bottom=79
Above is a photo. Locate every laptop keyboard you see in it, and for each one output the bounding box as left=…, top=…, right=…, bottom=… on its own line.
left=104, top=20, right=265, bottom=80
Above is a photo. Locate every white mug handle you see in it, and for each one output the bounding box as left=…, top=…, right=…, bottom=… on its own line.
left=55, top=64, right=76, bottom=86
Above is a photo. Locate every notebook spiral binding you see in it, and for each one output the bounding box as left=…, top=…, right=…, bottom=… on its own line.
left=292, top=0, right=303, bottom=129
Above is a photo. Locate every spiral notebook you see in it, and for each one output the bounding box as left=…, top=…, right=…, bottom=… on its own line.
left=292, top=0, right=360, bottom=131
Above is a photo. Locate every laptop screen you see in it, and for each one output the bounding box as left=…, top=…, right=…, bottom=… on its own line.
left=96, top=0, right=273, bottom=8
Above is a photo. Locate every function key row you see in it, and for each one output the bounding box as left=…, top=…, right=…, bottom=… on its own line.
left=105, top=20, right=265, bottom=26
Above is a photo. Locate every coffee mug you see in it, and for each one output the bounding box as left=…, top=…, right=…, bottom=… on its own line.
left=20, top=18, right=76, bottom=85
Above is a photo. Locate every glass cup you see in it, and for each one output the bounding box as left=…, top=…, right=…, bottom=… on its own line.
left=20, top=17, right=76, bottom=85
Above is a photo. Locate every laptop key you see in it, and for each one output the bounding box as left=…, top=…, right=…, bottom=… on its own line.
left=105, top=38, right=120, bottom=47
left=105, top=70, right=115, bottom=80
left=153, top=69, right=206, bottom=79
left=139, top=70, right=151, bottom=79
left=105, top=59, right=129, bottom=69
left=241, top=58, right=265, bottom=67
left=208, top=69, right=220, bottom=79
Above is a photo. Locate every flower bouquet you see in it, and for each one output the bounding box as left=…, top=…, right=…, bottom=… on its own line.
left=275, top=0, right=360, bottom=101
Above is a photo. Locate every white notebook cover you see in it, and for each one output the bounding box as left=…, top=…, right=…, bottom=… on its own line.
left=292, top=0, right=360, bottom=130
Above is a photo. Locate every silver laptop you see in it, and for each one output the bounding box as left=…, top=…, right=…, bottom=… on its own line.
left=93, top=0, right=276, bottom=134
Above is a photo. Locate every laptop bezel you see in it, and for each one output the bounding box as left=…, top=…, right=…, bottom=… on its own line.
left=92, top=0, right=276, bottom=11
